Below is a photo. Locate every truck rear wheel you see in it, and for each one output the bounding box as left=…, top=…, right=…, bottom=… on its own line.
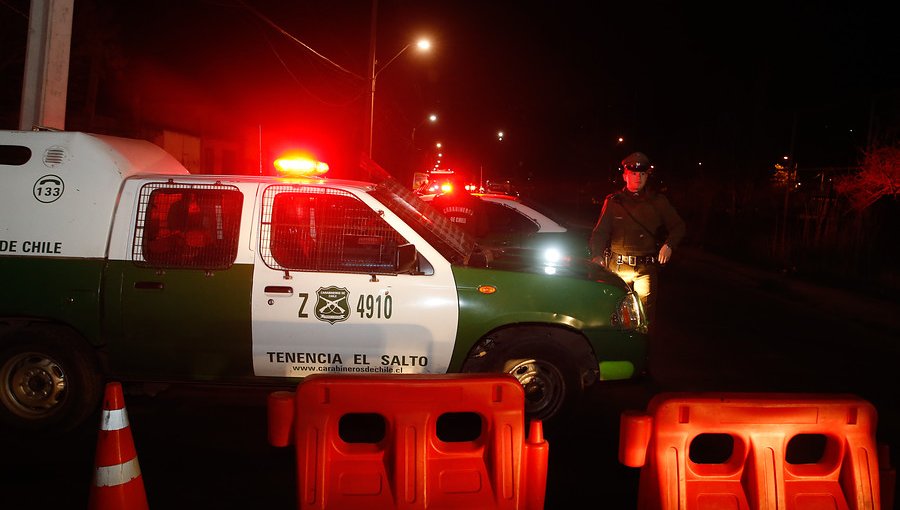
left=0, top=325, right=102, bottom=434
left=462, top=326, right=589, bottom=422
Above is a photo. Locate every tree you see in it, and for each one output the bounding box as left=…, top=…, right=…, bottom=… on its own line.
left=834, top=144, right=900, bottom=210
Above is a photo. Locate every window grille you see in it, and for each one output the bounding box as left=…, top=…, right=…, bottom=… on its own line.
left=260, top=185, right=407, bottom=273
left=133, top=183, right=242, bottom=270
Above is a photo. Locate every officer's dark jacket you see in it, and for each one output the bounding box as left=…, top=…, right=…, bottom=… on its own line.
left=589, top=187, right=685, bottom=257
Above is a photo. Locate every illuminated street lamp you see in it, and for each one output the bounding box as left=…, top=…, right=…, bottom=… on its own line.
left=411, top=113, right=438, bottom=145
left=364, top=36, right=431, bottom=158
left=483, top=130, right=505, bottom=190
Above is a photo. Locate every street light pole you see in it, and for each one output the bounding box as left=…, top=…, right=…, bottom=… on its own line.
left=366, top=42, right=418, bottom=159
left=364, top=0, right=378, bottom=160
left=363, top=24, right=431, bottom=161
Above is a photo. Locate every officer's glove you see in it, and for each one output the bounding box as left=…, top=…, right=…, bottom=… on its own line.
left=658, top=243, right=673, bottom=264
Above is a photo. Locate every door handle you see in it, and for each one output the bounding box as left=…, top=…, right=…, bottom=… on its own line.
left=264, top=286, right=293, bottom=295
left=134, top=281, right=164, bottom=290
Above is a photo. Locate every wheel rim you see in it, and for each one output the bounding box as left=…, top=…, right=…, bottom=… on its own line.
left=505, top=358, right=565, bottom=419
left=0, top=351, right=67, bottom=418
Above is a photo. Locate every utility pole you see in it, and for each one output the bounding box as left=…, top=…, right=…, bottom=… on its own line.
left=19, top=0, right=74, bottom=131
left=363, top=0, right=378, bottom=165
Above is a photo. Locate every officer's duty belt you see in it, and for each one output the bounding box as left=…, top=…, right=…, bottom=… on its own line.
left=613, top=253, right=657, bottom=266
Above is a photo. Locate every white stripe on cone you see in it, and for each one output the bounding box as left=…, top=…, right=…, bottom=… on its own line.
left=100, top=408, right=129, bottom=431
left=93, top=457, right=142, bottom=487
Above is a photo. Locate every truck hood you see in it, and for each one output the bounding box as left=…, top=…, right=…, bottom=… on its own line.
left=469, top=245, right=628, bottom=288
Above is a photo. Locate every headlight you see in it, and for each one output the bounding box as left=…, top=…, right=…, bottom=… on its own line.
left=612, top=291, right=647, bottom=330
left=543, top=247, right=562, bottom=263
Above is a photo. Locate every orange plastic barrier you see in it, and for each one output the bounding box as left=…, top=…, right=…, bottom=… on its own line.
left=268, top=373, right=549, bottom=510
left=619, top=393, right=886, bottom=510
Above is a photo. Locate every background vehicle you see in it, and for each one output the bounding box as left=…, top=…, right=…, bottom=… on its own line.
left=0, top=130, right=646, bottom=433
left=421, top=192, right=592, bottom=262
left=413, top=169, right=479, bottom=196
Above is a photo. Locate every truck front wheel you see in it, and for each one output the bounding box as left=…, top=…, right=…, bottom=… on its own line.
left=0, top=326, right=102, bottom=434
left=462, top=326, right=590, bottom=422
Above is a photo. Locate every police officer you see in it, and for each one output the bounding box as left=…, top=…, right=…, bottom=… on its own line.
left=590, top=152, right=685, bottom=326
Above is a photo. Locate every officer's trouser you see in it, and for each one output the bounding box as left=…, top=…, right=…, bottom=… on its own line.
left=610, top=262, right=659, bottom=327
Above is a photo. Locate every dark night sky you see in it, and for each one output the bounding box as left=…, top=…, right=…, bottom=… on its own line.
left=2, top=0, right=897, bottom=185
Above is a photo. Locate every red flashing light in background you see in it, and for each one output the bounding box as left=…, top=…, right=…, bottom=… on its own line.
left=274, top=152, right=329, bottom=177
left=436, top=181, right=479, bottom=194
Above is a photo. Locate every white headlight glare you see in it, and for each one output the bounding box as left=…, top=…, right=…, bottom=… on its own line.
left=543, top=247, right=562, bottom=263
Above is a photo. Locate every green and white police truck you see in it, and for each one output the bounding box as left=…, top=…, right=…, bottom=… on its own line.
left=0, top=130, right=648, bottom=433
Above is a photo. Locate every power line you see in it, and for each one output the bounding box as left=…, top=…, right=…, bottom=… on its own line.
left=0, top=0, right=29, bottom=19
left=259, top=30, right=364, bottom=108
left=235, top=0, right=363, bottom=81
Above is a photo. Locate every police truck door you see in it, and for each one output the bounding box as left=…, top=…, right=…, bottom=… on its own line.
left=250, top=184, right=458, bottom=379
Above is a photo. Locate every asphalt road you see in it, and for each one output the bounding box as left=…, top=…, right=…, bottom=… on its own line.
left=2, top=247, right=898, bottom=509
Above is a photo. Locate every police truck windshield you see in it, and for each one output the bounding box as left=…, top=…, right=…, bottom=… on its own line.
left=369, top=178, right=476, bottom=265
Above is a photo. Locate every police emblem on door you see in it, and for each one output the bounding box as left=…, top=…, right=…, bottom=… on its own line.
left=315, top=286, right=350, bottom=324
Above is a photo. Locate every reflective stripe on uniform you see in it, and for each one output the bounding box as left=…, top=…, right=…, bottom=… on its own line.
left=100, top=408, right=129, bottom=431
left=93, top=457, right=142, bottom=487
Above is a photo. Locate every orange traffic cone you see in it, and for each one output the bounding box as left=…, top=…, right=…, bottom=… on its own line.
left=88, top=382, right=149, bottom=510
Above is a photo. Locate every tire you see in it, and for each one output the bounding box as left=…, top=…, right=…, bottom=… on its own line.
left=462, top=326, right=588, bottom=422
left=0, top=325, right=103, bottom=435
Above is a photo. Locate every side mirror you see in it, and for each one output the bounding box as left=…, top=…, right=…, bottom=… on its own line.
left=395, top=243, right=418, bottom=273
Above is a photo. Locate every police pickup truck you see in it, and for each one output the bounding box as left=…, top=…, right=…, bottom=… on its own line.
left=0, top=130, right=647, bottom=433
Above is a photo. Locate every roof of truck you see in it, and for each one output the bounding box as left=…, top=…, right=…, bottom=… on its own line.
left=0, top=130, right=192, bottom=178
